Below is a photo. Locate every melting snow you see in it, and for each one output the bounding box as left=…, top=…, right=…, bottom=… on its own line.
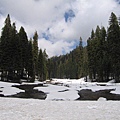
left=0, top=78, right=120, bottom=119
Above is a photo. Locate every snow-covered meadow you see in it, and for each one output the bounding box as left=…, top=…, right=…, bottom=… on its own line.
left=0, top=98, right=120, bottom=120
left=1, top=78, right=120, bottom=101
left=0, top=78, right=120, bottom=120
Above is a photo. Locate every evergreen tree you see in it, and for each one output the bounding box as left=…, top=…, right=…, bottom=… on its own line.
left=95, top=26, right=106, bottom=81
left=38, top=49, right=48, bottom=81
left=0, top=15, right=22, bottom=82
left=47, top=58, right=52, bottom=79
left=38, top=49, right=44, bottom=81
left=33, top=31, right=38, bottom=79
left=87, top=26, right=107, bottom=82
left=18, top=26, right=29, bottom=79
left=107, top=12, right=120, bottom=82
left=27, top=39, right=34, bottom=82
left=43, top=49, right=48, bottom=80
left=10, top=23, right=22, bottom=81
left=87, top=29, right=97, bottom=80
left=82, top=47, right=88, bottom=81
left=78, top=37, right=83, bottom=78
left=99, top=27, right=107, bottom=81
left=0, top=14, right=12, bottom=81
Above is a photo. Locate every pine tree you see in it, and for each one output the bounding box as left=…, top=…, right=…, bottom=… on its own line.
left=10, top=23, right=22, bottom=81
left=78, top=37, right=83, bottom=78
left=107, top=12, right=120, bottom=82
left=87, top=26, right=107, bottom=82
left=18, top=26, right=29, bottom=79
left=43, top=49, right=48, bottom=80
left=87, top=37, right=92, bottom=80
left=95, top=26, right=106, bottom=82
left=0, top=14, right=12, bottom=81
left=27, top=39, right=34, bottom=82
left=82, top=47, right=88, bottom=81
left=38, top=49, right=44, bottom=81
left=87, top=29, right=97, bottom=81
left=33, top=31, right=38, bottom=79
left=47, top=58, right=52, bottom=79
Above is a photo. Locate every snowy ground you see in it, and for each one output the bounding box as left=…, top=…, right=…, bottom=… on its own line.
left=0, top=78, right=120, bottom=120
left=0, top=98, right=120, bottom=120
left=1, top=78, right=120, bottom=101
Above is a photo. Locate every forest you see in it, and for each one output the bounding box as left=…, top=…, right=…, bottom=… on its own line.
left=0, top=12, right=120, bottom=83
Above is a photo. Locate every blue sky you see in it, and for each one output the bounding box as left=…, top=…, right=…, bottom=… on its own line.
left=64, top=9, right=75, bottom=22
left=0, top=0, right=120, bottom=57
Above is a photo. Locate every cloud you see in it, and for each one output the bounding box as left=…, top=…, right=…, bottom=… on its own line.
left=0, top=0, right=120, bottom=57
left=38, top=38, right=76, bottom=57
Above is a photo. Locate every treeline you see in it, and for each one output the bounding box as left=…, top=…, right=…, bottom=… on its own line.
left=88, top=12, right=120, bottom=82
left=50, top=12, right=120, bottom=82
left=48, top=39, right=88, bottom=79
left=0, top=12, right=120, bottom=83
left=0, top=14, right=48, bottom=82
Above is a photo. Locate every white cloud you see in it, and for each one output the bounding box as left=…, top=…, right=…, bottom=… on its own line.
left=0, top=0, right=120, bottom=57
left=38, top=38, right=75, bottom=57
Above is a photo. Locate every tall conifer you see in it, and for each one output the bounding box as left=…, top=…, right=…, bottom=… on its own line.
left=27, top=39, right=34, bottom=81
left=33, top=31, right=39, bottom=79
left=18, top=26, right=28, bottom=79
left=107, top=12, right=120, bottom=82
left=0, top=14, right=12, bottom=81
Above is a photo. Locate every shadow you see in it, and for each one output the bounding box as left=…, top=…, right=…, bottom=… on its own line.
left=77, top=89, right=120, bottom=101
left=2, top=83, right=47, bottom=100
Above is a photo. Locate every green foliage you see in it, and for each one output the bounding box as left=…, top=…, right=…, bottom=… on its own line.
left=87, top=26, right=107, bottom=81
left=18, top=26, right=29, bottom=79
left=38, top=49, right=48, bottom=81
left=49, top=38, right=87, bottom=79
left=107, top=12, right=120, bottom=82
left=1, top=14, right=12, bottom=72
left=38, top=49, right=44, bottom=81
left=87, top=12, right=120, bottom=82
left=33, top=31, right=38, bottom=77
left=27, top=40, right=34, bottom=82
left=0, top=15, right=34, bottom=82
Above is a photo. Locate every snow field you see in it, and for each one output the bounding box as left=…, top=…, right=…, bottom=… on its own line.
left=1, top=78, right=120, bottom=101
left=1, top=78, right=120, bottom=119
left=0, top=98, right=120, bottom=120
